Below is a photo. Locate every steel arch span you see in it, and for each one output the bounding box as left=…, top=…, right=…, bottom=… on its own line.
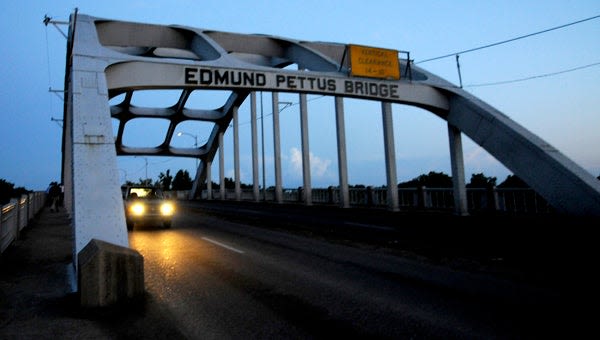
left=62, top=12, right=600, bottom=263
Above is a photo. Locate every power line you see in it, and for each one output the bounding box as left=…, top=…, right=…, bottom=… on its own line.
left=232, top=94, right=326, bottom=128
left=417, top=14, right=600, bottom=64
left=464, top=61, right=600, bottom=88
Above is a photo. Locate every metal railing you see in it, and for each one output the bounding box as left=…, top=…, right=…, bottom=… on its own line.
left=0, top=186, right=556, bottom=255
left=1, top=192, right=46, bottom=254
left=186, top=186, right=554, bottom=214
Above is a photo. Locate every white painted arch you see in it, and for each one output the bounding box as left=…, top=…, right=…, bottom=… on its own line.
left=64, top=12, right=600, bottom=265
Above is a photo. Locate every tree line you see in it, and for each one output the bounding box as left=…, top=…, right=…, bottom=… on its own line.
left=124, top=169, right=254, bottom=191
left=397, top=171, right=528, bottom=189
left=126, top=170, right=536, bottom=192
left=0, top=179, right=30, bottom=205
left=2, top=171, right=599, bottom=205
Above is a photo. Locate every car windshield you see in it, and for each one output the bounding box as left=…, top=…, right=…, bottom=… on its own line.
left=129, top=188, right=163, bottom=199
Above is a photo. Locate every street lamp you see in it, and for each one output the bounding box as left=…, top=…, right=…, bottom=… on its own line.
left=177, top=131, right=199, bottom=168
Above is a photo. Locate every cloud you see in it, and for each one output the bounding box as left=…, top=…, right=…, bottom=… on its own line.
left=463, top=145, right=510, bottom=180
left=465, top=146, right=495, bottom=167
left=289, top=147, right=332, bottom=178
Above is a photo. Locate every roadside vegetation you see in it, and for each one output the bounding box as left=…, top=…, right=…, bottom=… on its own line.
left=3, top=171, right=598, bottom=205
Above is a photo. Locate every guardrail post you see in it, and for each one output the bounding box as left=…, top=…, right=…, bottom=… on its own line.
left=418, top=186, right=426, bottom=209
left=487, top=186, right=499, bottom=212
left=328, top=186, right=335, bottom=204
left=366, top=186, right=374, bottom=206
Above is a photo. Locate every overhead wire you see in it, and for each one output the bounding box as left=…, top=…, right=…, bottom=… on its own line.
left=232, top=94, right=326, bottom=128
left=413, top=14, right=600, bottom=88
left=465, top=61, right=600, bottom=87
left=416, top=14, right=600, bottom=64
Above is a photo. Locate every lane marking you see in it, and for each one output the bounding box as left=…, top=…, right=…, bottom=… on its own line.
left=343, top=222, right=395, bottom=231
left=202, top=237, right=245, bottom=254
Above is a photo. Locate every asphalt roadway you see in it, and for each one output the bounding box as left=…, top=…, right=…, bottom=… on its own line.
left=0, top=202, right=597, bottom=339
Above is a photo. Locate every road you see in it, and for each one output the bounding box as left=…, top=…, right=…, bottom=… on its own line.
left=126, top=201, right=582, bottom=339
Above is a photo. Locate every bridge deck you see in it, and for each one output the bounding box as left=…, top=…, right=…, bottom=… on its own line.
left=0, top=203, right=595, bottom=337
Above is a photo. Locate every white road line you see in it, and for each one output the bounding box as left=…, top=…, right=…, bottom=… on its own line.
left=202, top=237, right=245, bottom=254
left=343, top=222, right=395, bottom=231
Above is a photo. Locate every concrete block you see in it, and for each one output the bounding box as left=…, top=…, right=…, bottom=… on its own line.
left=78, top=238, right=144, bottom=307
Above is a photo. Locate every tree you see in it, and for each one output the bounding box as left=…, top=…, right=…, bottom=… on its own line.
left=398, top=171, right=453, bottom=188
left=138, top=178, right=153, bottom=186
left=158, top=170, right=173, bottom=191
left=124, top=178, right=153, bottom=186
left=200, top=180, right=219, bottom=189
left=498, top=174, right=529, bottom=188
left=172, top=170, right=193, bottom=190
left=466, top=173, right=497, bottom=188
left=222, top=177, right=252, bottom=189
left=224, top=177, right=235, bottom=189
left=0, top=179, right=30, bottom=205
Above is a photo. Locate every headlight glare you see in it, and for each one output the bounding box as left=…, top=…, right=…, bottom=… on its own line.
left=160, top=202, right=175, bottom=216
left=130, top=203, right=145, bottom=216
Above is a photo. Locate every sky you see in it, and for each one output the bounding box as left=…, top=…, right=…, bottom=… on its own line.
left=1, top=1, right=599, bottom=191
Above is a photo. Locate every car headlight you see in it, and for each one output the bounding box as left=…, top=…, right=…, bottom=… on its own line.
left=130, top=203, right=145, bottom=216
left=160, top=202, right=175, bottom=216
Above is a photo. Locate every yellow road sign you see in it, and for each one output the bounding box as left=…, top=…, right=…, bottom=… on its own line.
left=348, top=44, right=400, bottom=80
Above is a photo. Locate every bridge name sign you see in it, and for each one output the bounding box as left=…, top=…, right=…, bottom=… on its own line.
left=183, top=66, right=400, bottom=99
left=107, top=62, right=448, bottom=108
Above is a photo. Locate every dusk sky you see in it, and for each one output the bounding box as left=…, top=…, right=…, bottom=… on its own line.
left=1, top=1, right=598, bottom=191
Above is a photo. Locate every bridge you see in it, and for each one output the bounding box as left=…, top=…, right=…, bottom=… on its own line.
left=37, top=10, right=600, bottom=303
left=1, top=194, right=596, bottom=337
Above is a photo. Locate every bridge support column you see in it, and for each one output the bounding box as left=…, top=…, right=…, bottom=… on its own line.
left=218, top=132, right=225, bottom=200
left=335, top=97, right=350, bottom=208
left=65, top=13, right=132, bottom=294
left=233, top=106, right=241, bottom=201
left=447, top=123, right=469, bottom=216
left=67, top=69, right=130, bottom=274
left=381, top=102, right=400, bottom=211
left=299, top=92, right=312, bottom=205
left=206, top=161, right=213, bottom=200
left=251, top=93, right=260, bottom=202
left=272, top=92, right=283, bottom=203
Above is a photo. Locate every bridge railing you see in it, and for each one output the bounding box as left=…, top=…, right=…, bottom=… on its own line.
left=0, top=187, right=551, bottom=254
left=185, top=186, right=554, bottom=215
left=0, top=186, right=555, bottom=255
left=1, top=192, right=46, bottom=255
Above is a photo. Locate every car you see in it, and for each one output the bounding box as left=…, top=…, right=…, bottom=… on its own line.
left=122, top=186, right=175, bottom=230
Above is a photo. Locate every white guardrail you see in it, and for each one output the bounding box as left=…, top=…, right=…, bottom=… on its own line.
left=181, top=186, right=555, bottom=214
left=1, top=187, right=551, bottom=255
left=1, top=192, right=46, bottom=255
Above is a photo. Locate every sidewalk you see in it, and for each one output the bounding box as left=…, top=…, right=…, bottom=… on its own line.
left=0, top=207, right=110, bottom=338
left=0, top=207, right=192, bottom=339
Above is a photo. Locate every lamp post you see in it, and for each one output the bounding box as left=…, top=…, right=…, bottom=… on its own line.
left=177, top=131, right=199, bottom=168
left=134, top=156, right=149, bottom=183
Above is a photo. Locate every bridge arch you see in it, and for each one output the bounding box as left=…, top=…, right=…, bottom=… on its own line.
left=63, top=12, right=600, bottom=268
